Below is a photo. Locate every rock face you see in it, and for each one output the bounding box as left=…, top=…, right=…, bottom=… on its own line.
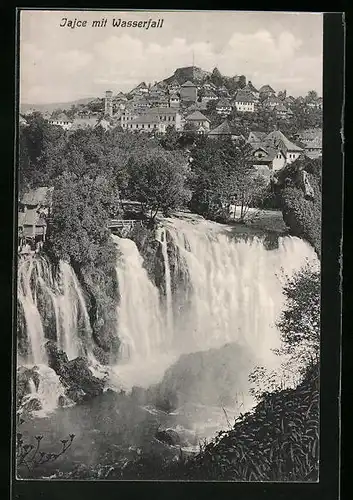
left=153, top=343, right=255, bottom=409
left=274, top=157, right=322, bottom=256
left=16, top=366, right=40, bottom=407
left=155, top=429, right=181, bottom=446
left=45, top=341, right=105, bottom=403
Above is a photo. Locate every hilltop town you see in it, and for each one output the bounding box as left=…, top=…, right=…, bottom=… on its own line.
left=20, top=65, right=323, bottom=164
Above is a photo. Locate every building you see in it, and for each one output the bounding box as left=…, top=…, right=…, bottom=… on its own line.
left=169, top=93, right=180, bottom=108
left=247, top=129, right=304, bottom=172
left=48, top=113, right=73, bottom=130
left=19, top=114, right=29, bottom=127
left=184, top=110, right=210, bottom=133
left=70, top=116, right=100, bottom=130
left=284, top=95, right=296, bottom=106
left=167, top=79, right=180, bottom=93
left=18, top=187, right=54, bottom=251
left=233, top=91, right=256, bottom=112
left=274, top=103, right=293, bottom=119
left=307, top=98, right=323, bottom=110
left=186, top=102, right=208, bottom=113
left=242, top=81, right=259, bottom=99
left=259, top=84, right=276, bottom=98
left=180, top=80, right=198, bottom=103
left=203, top=82, right=217, bottom=91
left=208, top=120, right=244, bottom=141
left=129, top=81, right=149, bottom=96
left=294, top=128, right=322, bottom=159
left=251, top=145, right=287, bottom=172
left=216, top=97, right=232, bottom=116
left=247, top=131, right=268, bottom=145
left=125, top=114, right=163, bottom=133
left=201, top=89, right=218, bottom=105
left=262, top=95, right=282, bottom=109
left=104, top=90, right=113, bottom=117
left=131, top=97, right=151, bottom=112
left=121, top=107, right=182, bottom=133
left=264, top=130, right=304, bottom=164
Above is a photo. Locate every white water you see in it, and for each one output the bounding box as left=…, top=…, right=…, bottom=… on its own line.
left=17, top=217, right=320, bottom=421
left=110, top=216, right=319, bottom=390
left=18, top=256, right=92, bottom=363
left=19, top=364, right=68, bottom=417
left=113, top=235, right=166, bottom=361
left=156, top=227, right=174, bottom=339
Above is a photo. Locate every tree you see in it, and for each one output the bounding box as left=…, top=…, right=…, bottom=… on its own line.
left=238, top=75, right=247, bottom=89
left=249, top=262, right=320, bottom=399
left=188, top=137, right=263, bottom=220
left=305, top=90, right=318, bottom=103
left=126, top=149, right=191, bottom=220
left=211, top=67, right=223, bottom=88
left=159, top=125, right=180, bottom=150
left=46, top=172, right=119, bottom=267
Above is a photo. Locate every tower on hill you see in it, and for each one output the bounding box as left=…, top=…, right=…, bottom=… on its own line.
left=105, top=90, right=113, bottom=117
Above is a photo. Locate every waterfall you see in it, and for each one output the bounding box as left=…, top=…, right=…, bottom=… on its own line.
left=112, top=235, right=166, bottom=361
left=17, top=256, right=91, bottom=364
left=111, top=217, right=319, bottom=388
left=18, top=259, right=47, bottom=365
left=156, top=227, right=174, bottom=339
left=19, top=364, right=68, bottom=417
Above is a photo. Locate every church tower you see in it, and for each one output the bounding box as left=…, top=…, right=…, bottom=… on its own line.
left=104, top=90, right=113, bottom=117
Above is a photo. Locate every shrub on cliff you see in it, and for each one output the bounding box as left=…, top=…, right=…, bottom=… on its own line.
left=275, top=157, right=322, bottom=255
left=45, top=172, right=120, bottom=358
left=126, top=148, right=191, bottom=220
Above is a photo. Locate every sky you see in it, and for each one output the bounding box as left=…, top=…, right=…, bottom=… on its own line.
left=20, top=10, right=323, bottom=104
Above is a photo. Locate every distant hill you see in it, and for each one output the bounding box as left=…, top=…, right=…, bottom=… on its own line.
left=163, top=66, right=211, bottom=85
left=20, top=97, right=96, bottom=115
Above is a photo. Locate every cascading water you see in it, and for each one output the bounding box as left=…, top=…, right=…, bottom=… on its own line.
left=156, top=226, right=174, bottom=337
left=18, top=256, right=92, bottom=363
left=111, top=216, right=319, bottom=390
left=17, top=256, right=93, bottom=414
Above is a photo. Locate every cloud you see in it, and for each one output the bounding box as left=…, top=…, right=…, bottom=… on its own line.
left=20, top=29, right=322, bottom=103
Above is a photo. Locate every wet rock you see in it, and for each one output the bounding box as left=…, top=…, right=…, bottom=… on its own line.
left=45, top=341, right=69, bottom=376
left=45, top=341, right=105, bottom=403
left=155, top=428, right=181, bottom=446
left=16, top=366, right=40, bottom=407
left=58, top=394, right=74, bottom=407
left=22, top=397, right=42, bottom=413
left=92, top=345, right=111, bottom=365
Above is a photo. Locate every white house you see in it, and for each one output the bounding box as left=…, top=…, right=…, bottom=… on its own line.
left=248, top=129, right=304, bottom=172
left=216, top=97, right=232, bottom=116
left=184, top=110, right=210, bottom=133
left=233, top=91, right=256, bottom=112
left=48, top=113, right=73, bottom=130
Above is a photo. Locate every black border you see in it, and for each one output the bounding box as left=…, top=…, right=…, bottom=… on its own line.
left=4, top=8, right=344, bottom=500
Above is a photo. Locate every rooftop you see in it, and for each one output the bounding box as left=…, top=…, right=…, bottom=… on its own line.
left=50, top=112, right=72, bottom=123
left=181, top=80, right=197, bottom=88
left=18, top=209, right=46, bottom=227
left=234, top=91, right=256, bottom=103
left=208, top=120, right=233, bottom=136
left=185, top=110, right=210, bottom=122
left=20, top=187, right=53, bottom=207
left=265, top=130, right=303, bottom=152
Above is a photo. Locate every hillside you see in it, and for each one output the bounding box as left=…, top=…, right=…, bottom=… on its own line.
left=20, top=97, right=96, bottom=115
left=163, top=66, right=211, bottom=85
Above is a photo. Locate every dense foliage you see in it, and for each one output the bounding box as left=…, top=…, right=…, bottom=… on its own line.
left=127, top=148, right=191, bottom=220
left=188, top=137, right=268, bottom=220
left=274, top=156, right=322, bottom=255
